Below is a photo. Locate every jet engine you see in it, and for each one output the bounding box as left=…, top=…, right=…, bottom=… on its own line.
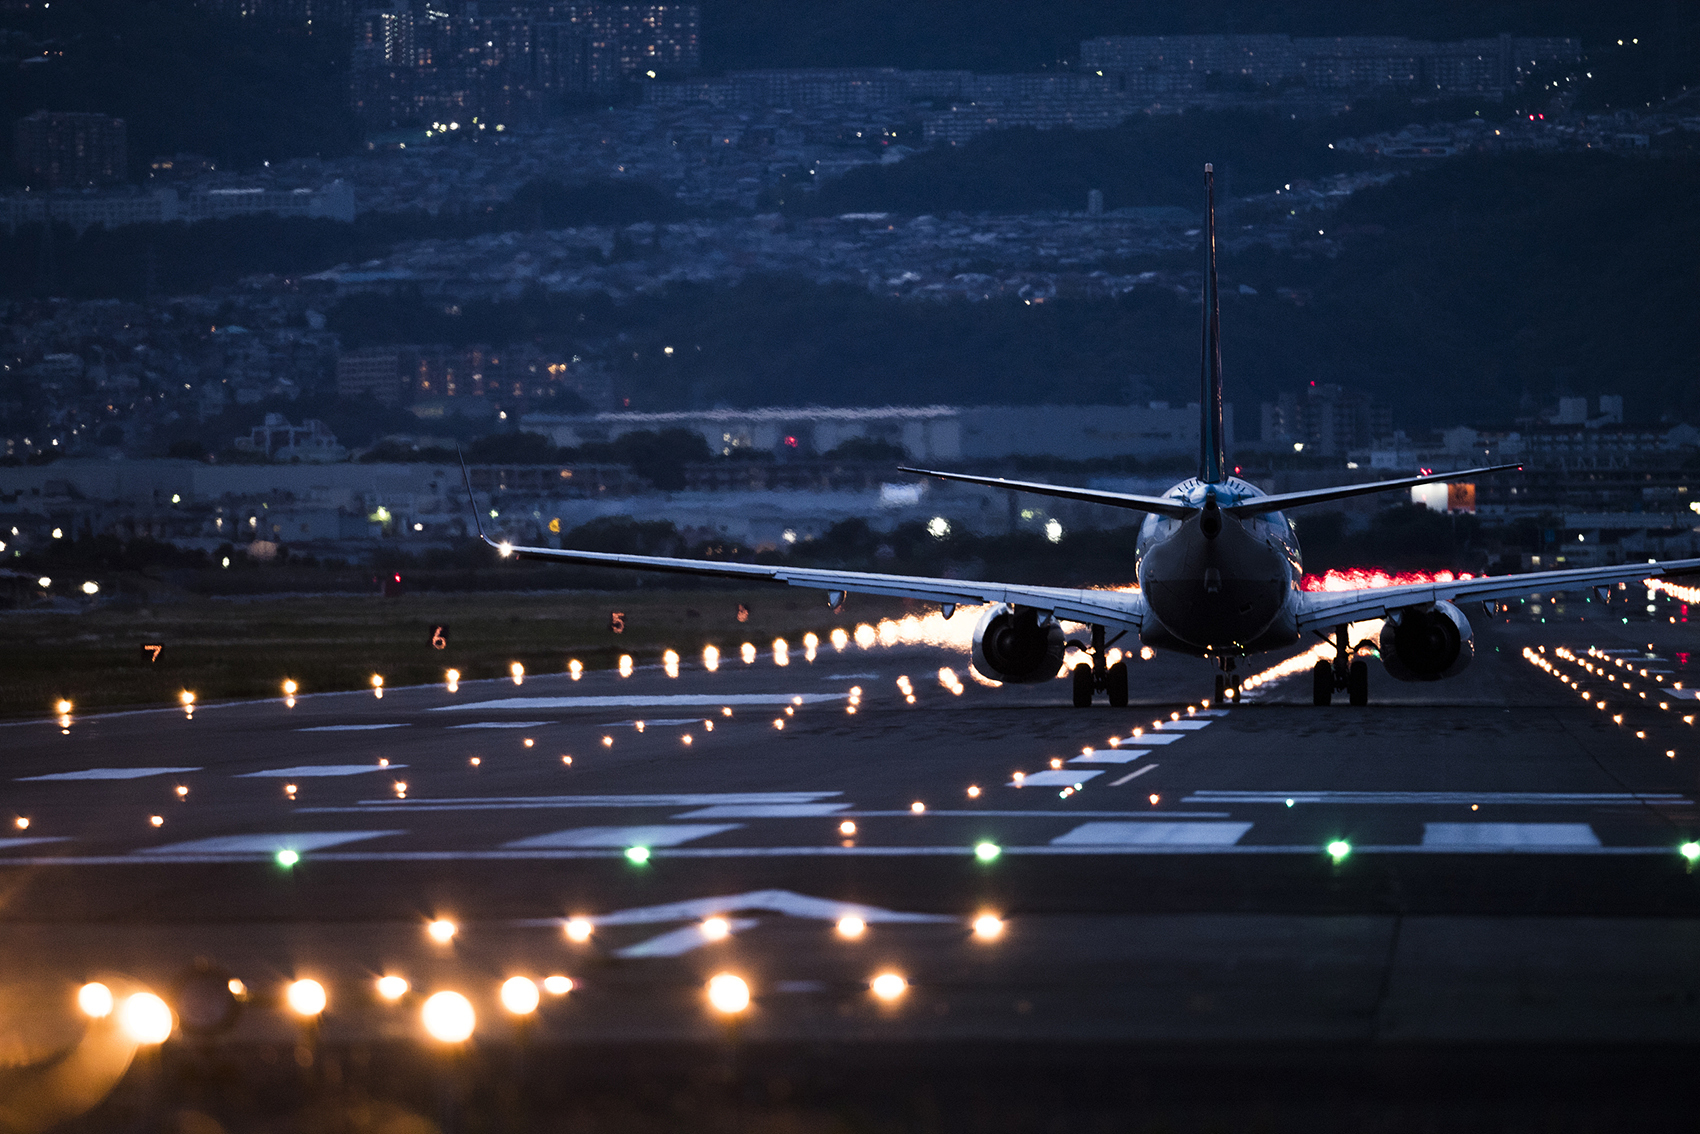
left=1379, top=600, right=1474, bottom=682
left=971, top=605, right=1066, bottom=684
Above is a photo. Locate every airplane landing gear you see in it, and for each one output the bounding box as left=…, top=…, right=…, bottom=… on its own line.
left=1068, top=623, right=1129, bottom=707
left=1314, top=624, right=1370, bottom=706
left=1348, top=658, right=1369, bottom=706
left=1312, top=659, right=1333, bottom=706
left=1210, top=657, right=1240, bottom=708
left=1072, top=663, right=1095, bottom=708
left=1106, top=661, right=1129, bottom=707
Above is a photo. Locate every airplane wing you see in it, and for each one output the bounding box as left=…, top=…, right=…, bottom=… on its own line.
left=1225, top=464, right=1522, bottom=517
left=486, top=536, right=1147, bottom=633
left=1294, top=557, right=1700, bottom=631
left=896, top=467, right=1197, bottom=520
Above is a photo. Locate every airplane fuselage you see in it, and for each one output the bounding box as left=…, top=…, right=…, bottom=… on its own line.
left=1135, top=477, right=1303, bottom=658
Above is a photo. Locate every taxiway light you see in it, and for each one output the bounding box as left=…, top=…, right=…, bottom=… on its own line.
left=276, top=849, right=299, bottom=868
left=510, top=661, right=525, bottom=683
left=870, top=973, right=907, bottom=1001
left=281, top=679, right=298, bottom=696
left=974, top=842, right=1001, bottom=862
left=78, top=981, right=114, bottom=1018
left=543, top=975, right=573, bottom=995
left=14, top=817, right=28, bottom=830
left=967, top=785, right=981, bottom=798
left=500, top=977, right=540, bottom=1015
left=565, top=918, right=594, bottom=943
left=707, top=973, right=750, bottom=1015
left=1149, top=794, right=1159, bottom=805
left=376, top=976, right=409, bottom=1001
left=722, top=706, right=733, bottom=717
left=427, top=919, right=457, bottom=943
left=371, top=674, right=384, bottom=689
left=54, top=699, right=72, bottom=715
left=118, top=993, right=174, bottom=1044
left=602, top=736, right=613, bottom=747
left=625, top=846, right=651, bottom=864
left=523, top=738, right=534, bottom=748
left=562, top=755, right=573, bottom=765
left=1049, top=758, right=1063, bottom=769
left=911, top=801, right=926, bottom=814
left=839, top=820, right=857, bottom=836
left=569, top=660, right=583, bottom=680
left=470, top=757, right=481, bottom=766
left=972, top=915, right=1004, bottom=939
left=701, top=917, right=731, bottom=941
left=836, top=916, right=866, bottom=939
left=1327, top=840, right=1352, bottom=863
left=286, top=979, right=327, bottom=1017
left=618, top=655, right=634, bottom=678
left=1682, top=843, right=1700, bottom=862
left=421, top=991, right=475, bottom=1042
left=702, top=645, right=720, bottom=672
left=149, top=815, right=164, bottom=828
left=773, top=718, right=785, bottom=730
left=180, top=691, right=196, bottom=707
left=1668, top=750, right=1677, bottom=759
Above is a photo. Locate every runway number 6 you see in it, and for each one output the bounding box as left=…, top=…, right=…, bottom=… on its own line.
left=430, top=625, right=448, bottom=649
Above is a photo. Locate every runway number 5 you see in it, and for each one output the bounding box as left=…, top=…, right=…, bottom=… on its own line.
left=609, top=611, right=625, bottom=634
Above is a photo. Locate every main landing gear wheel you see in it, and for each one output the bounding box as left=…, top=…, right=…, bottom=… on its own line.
left=1072, top=663, right=1095, bottom=708
left=1106, top=661, right=1129, bottom=708
left=1312, top=659, right=1333, bottom=706
left=1348, top=659, right=1369, bottom=706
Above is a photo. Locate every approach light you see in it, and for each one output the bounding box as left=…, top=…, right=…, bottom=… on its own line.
left=870, top=973, right=908, bottom=1001
left=972, top=915, right=1005, bottom=939
left=78, top=982, right=114, bottom=1018
left=118, top=993, right=174, bottom=1044
left=500, top=976, right=540, bottom=1015
left=427, top=919, right=457, bottom=943
left=286, top=979, right=327, bottom=1017
left=376, top=976, right=409, bottom=1001
left=706, top=973, right=750, bottom=1015
left=421, top=991, right=475, bottom=1042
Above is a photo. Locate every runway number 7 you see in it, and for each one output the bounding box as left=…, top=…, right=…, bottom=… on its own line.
left=141, top=643, right=163, bottom=663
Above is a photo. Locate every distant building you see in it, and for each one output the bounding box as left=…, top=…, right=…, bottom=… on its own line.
left=195, top=0, right=355, bottom=26
left=335, top=348, right=408, bottom=405
left=13, top=111, right=127, bottom=189
left=1262, top=384, right=1391, bottom=458
left=235, top=414, right=347, bottom=461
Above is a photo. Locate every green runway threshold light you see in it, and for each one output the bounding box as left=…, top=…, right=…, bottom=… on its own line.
left=974, top=842, right=1001, bottom=862
left=1681, top=842, right=1700, bottom=863
left=1326, top=840, right=1352, bottom=864
left=276, top=849, right=299, bottom=868
left=625, top=846, right=651, bottom=865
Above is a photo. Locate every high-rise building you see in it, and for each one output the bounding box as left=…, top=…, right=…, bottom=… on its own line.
left=13, top=112, right=128, bottom=188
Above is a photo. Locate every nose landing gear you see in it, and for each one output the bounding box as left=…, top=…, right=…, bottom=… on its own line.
left=1210, top=657, right=1241, bottom=707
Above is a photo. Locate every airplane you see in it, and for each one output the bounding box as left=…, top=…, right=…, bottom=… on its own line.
left=466, top=164, right=1700, bottom=708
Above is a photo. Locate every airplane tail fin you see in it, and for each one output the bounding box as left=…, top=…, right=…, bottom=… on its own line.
left=1199, top=163, right=1225, bottom=485
left=458, top=446, right=496, bottom=546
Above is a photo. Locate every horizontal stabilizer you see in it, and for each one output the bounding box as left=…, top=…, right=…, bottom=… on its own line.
left=897, top=468, right=1197, bottom=520
left=1225, top=464, right=1522, bottom=517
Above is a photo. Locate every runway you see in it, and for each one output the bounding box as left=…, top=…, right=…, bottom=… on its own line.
left=6, top=595, right=1700, bottom=1124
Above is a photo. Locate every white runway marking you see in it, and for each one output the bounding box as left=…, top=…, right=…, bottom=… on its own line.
left=1152, top=720, right=1213, bottom=731
left=603, top=718, right=706, bottom=727
left=503, top=824, right=742, bottom=849
left=1114, top=734, right=1182, bottom=746
left=134, top=830, right=401, bottom=856
left=515, top=888, right=956, bottom=928
left=18, top=767, right=200, bottom=782
left=672, top=803, right=853, bottom=818
left=1052, top=821, right=1253, bottom=846
left=433, top=694, right=848, bottom=712
left=1422, top=823, right=1602, bottom=848
left=448, top=721, right=550, bottom=729
left=821, top=673, right=881, bottom=680
left=1070, top=750, right=1143, bottom=764
left=1007, top=770, right=1104, bottom=787
left=303, top=791, right=840, bottom=813
left=0, top=837, right=67, bottom=851
left=1186, top=791, right=1690, bottom=806
left=237, top=765, right=406, bottom=778
left=297, top=724, right=409, bottom=732
left=1109, top=764, right=1159, bottom=786
left=1193, top=710, right=1231, bottom=717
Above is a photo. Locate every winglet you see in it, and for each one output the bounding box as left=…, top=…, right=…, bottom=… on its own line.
left=457, top=446, right=495, bottom=545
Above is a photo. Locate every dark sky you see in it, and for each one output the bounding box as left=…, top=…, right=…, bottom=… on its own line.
left=700, top=0, right=1694, bottom=73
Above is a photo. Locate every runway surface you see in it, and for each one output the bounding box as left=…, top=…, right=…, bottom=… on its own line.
left=6, top=593, right=1700, bottom=1126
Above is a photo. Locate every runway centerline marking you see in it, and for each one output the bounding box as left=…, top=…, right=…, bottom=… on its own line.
left=614, top=918, right=762, bottom=958
left=1109, top=765, right=1159, bottom=786
left=236, top=764, right=407, bottom=778
left=432, top=694, right=849, bottom=712
left=17, top=767, right=201, bottom=782
left=502, top=824, right=743, bottom=849
left=301, top=791, right=842, bottom=813
left=448, top=721, right=550, bottom=729
left=672, top=803, right=853, bottom=818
